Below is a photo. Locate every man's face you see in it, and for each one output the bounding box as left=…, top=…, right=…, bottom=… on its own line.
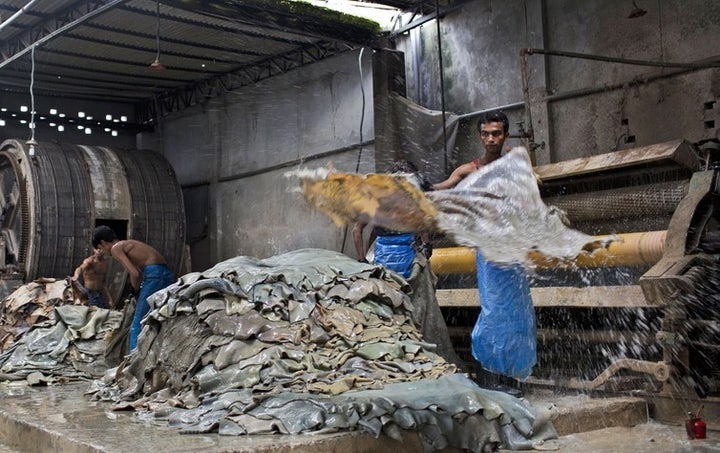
left=96, top=241, right=111, bottom=256
left=479, top=121, right=508, bottom=154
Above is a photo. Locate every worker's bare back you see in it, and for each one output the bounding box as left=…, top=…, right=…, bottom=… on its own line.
left=110, top=239, right=166, bottom=269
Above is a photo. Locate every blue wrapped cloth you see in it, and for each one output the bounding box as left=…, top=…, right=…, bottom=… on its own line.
left=130, top=264, right=175, bottom=350
left=374, top=232, right=416, bottom=279
left=471, top=251, right=536, bottom=379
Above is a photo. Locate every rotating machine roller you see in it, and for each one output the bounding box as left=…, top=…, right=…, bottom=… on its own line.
left=431, top=139, right=720, bottom=424
left=0, top=139, right=186, bottom=300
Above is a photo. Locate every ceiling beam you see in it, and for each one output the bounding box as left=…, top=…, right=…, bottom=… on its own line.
left=0, top=0, right=130, bottom=70
left=138, top=39, right=353, bottom=123
left=160, top=0, right=385, bottom=48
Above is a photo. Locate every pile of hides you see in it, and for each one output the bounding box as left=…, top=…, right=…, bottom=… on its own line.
left=0, top=278, right=124, bottom=382
left=295, top=147, right=614, bottom=265
left=90, top=249, right=556, bottom=451
left=0, top=278, right=78, bottom=350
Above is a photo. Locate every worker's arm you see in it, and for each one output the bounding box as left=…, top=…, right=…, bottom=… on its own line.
left=352, top=221, right=368, bottom=262
left=71, top=258, right=88, bottom=282
left=103, top=286, right=114, bottom=310
left=111, top=242, right=142, bottom=292
left=417, top=230, right=433, bottom=258
left=432, top=162, right=475, bottom=190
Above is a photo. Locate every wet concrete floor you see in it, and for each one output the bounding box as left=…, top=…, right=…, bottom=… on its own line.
left=0, top=380, right=717, bottom=452
left=544, top=423, right=720, bottom=452
left=0, top=380, right=435, bottom=452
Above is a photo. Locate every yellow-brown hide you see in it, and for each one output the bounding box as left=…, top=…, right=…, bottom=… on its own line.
left=301, top=172, right=438, bottom=232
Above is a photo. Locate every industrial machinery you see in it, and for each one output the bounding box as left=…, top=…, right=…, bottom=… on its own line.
left=0, top=139, right=186, bottom=299
left=431, top=139, right=719, bottom=424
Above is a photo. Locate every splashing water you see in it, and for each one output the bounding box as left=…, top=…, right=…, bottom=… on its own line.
left=291, top=147, right=614, bottom=264
left=428, top=147, right=614, bottom=263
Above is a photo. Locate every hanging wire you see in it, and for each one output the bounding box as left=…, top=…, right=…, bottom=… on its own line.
left=340, top=46, right=367, bottom=254
left=150, top=0, right=165, bottom=69
left=354, top=47, right=366, bottom=173
left=28, top=44, right=37, bottom=156
left=155, top=0, right=161, bottom=61
left=435, top=0, right=448, bottom=175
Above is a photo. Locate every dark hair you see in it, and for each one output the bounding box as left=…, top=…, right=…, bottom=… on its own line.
left=390, top=159, right=432, bottom=191
left=92, top=225, right=118, bottom=248
left=477, top=111, right=509, bottom=134
left=390, top=160, right=419, bottom=174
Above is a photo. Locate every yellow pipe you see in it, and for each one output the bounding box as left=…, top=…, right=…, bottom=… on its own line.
left=429, top=230, right=667, bottom=274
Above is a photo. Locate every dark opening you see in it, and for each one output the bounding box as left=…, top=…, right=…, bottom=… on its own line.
left=625, top=135, right=636, bottom=143
left=621, top=118, right=629, bottom=125
left=704, top=101, right=716, bottom=110
left=704, top=120, right=715, bottom=129
left=95, top=219, right=128, bottom=240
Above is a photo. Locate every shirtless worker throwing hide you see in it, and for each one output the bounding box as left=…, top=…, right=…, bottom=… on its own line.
left=92, top=225, right=175, bottom=351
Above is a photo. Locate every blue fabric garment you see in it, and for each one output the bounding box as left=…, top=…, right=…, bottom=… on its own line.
left=471, top=251, right=536, bottom=379
left=129, top=264, right=175, bottom=350
left=374, top=232, right=416, bottom=278
left=83, top=288, right=109, bottom=309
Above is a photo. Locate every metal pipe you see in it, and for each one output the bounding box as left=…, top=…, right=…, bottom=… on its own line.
left=387, top=0, right=469, bottom=40
left=519, top=49, right=536, bottom=165
left=456, top=102, right=526, bottom=121
left=0, top=0, right=129, bottom=70
left=0, top=0, right=42, bottom=34
left=521, top=47, right=720, bottom=70
left=430, top=230, right=667, bottom=274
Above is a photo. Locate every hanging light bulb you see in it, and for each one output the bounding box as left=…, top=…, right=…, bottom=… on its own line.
left=150, top=0, right=166, bottom=70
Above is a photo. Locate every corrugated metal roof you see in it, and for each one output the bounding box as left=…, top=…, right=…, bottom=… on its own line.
left=0, top=0, right=448, bottom=126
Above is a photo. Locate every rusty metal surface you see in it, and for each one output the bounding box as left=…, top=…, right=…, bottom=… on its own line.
left=0, top=139, right=185, bottom=300
left=534, top=140, right=699, bottom=181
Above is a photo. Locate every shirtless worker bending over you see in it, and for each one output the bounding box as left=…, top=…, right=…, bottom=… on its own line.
left=92, top=225, right=175, bottom=351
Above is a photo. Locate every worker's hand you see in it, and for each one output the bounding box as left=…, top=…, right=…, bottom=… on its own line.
left=418, top=241, right=433, bottom=259
left=534, top=171, right=543, bottom=185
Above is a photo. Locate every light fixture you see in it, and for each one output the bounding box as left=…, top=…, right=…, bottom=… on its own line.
left=150, top=0, right=166, bottom=70
left=628, top=0, right=647, bottom=18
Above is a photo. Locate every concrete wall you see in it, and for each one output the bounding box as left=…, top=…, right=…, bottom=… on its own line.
left=393, top=0, right=719, bottom=166
left=140, top=50, right=376, bottom=271
left=14, top=0, right=717, bottom=273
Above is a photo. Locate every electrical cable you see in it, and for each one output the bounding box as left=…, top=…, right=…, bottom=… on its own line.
left=354, top=47, right=366, bottom=174
left=28, top=44, right=37, bottom=156
left=340, top=47, right=367, bottom=254
left=435, top=0, right=448, bottom=175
